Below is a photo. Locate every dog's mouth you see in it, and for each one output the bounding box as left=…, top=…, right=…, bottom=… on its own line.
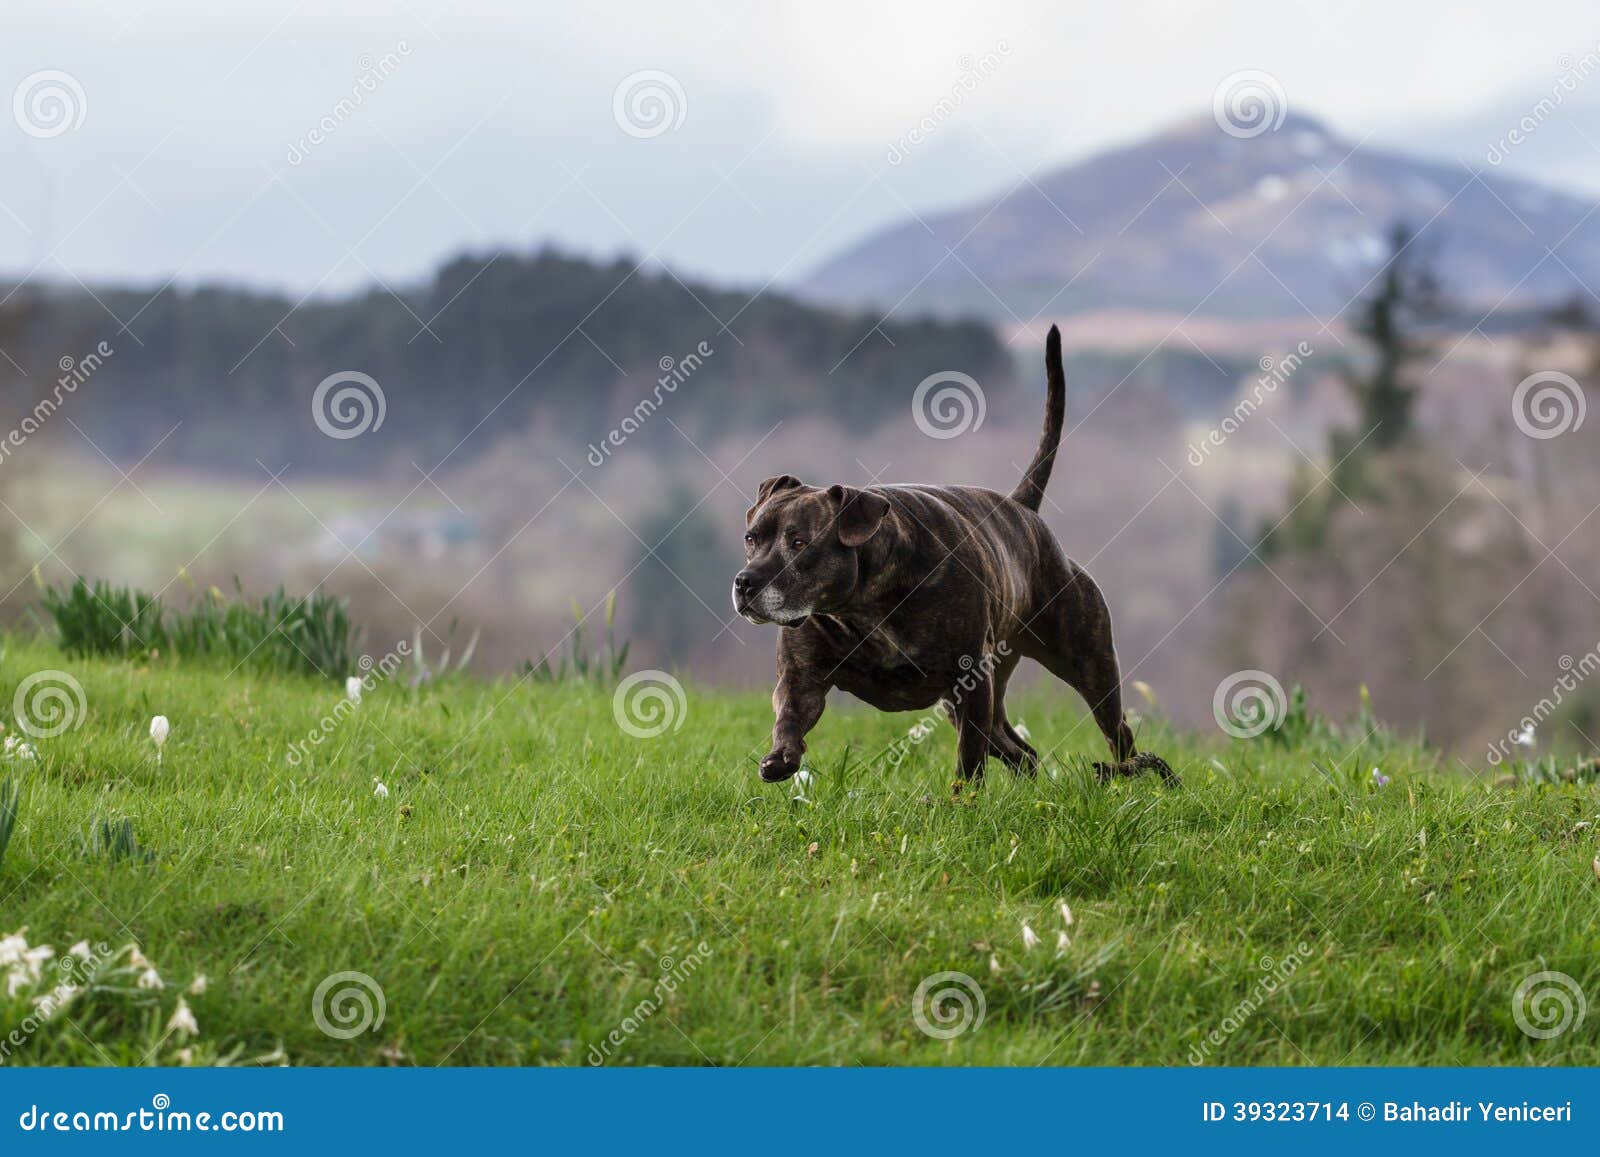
left=733, top=587, right=811, bottom=626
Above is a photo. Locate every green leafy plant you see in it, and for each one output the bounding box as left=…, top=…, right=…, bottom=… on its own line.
left=81, top=817, right=154, bottom=866
left=42, top=578, right=167, bottom=658
left=41, top=577, right=361, bottom=680
left=522, top=591, right=630, bottom=684
left=407, top=619, right=481, bottom=686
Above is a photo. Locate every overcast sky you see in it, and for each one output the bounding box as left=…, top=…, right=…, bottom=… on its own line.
left=5, top=0, right=1600, bottom=296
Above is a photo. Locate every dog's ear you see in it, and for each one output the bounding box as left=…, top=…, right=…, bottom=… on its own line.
left=746, top=474, right=802, bottom=524
left=827, top=484, right=890, bottom=548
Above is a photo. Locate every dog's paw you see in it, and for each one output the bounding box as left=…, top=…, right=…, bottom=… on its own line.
left=1136, top=753, right=1182, bottom=788
left=1093, top=753, right=1181, bottom=788
left=759, top=748, right=802, bottom=783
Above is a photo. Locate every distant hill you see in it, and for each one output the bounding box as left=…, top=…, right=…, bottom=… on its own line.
left=799, top=111, right=1600, bottom=321
left=0, top=251, right=1012, bottom=474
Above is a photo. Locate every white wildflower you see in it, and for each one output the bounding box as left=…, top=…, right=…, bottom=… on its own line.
left=1022, top=923, right=1040, bottom=951
left=345, top=676, right=363, bottom=704
left=187, top=974, right=208, bottom=996
left=1056, top=930, right=1072, bottom=954
left=1014, top=721, right=1031, bottom=742
left=373, top=780, right=389, bottom=800
left=136, top=967, right=163, bottom=990
left=167, top=998, right=199, bottom=1037
left=1059, top=902, right=1074, bottom=926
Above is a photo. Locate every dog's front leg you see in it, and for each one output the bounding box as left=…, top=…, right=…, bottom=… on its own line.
left=760, top=671, right=828, bottom=783
left=952, top=667, right=997, bottom=781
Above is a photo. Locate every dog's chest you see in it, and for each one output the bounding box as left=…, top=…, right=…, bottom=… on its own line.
left=811, top=616, right=960, bottom=711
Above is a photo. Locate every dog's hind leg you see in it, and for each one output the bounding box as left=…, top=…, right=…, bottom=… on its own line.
left=1023, top=567, right=1178, bottom=786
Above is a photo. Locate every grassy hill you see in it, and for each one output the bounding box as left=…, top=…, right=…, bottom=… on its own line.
left=1, top=634, right=1597, bottom=1066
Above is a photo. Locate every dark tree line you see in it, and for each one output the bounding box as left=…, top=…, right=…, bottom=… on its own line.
left=0, top=249, right=1012, bottom=474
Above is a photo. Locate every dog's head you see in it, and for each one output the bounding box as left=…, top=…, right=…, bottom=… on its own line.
left=732, top=475, right=891, bottom=625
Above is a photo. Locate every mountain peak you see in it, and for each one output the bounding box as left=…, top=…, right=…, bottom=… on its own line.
left=1159, top=106, right=1338, bottom=145
left=802, top=109, right=1600, bottom=322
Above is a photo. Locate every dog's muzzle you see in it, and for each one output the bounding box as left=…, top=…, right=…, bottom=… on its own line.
left=732, top=570, right=769, bottom=623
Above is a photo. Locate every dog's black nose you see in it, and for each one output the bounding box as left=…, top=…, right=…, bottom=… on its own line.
left=733, top=570, right=756, bottom=596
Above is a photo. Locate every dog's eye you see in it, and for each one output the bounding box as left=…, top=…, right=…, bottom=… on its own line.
left=744, top=533, right=755, bottom=547
left=789, top=537, right=807, bottom=552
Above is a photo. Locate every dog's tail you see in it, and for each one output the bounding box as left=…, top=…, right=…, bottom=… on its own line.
left=1010, top=324, right=1065, bottom=512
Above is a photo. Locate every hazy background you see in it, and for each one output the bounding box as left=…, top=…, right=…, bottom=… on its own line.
left=4, top=0, right=1600, bottom=762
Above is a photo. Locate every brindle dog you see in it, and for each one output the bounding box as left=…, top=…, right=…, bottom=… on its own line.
left=732, top=326, right=1176, bottom=788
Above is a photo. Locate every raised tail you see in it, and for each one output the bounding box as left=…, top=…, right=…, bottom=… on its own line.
left=1010, top=324, right=1065, bottom=512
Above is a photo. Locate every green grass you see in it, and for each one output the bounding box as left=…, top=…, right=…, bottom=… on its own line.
left=1, top=633, right=1597, bottom=1066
